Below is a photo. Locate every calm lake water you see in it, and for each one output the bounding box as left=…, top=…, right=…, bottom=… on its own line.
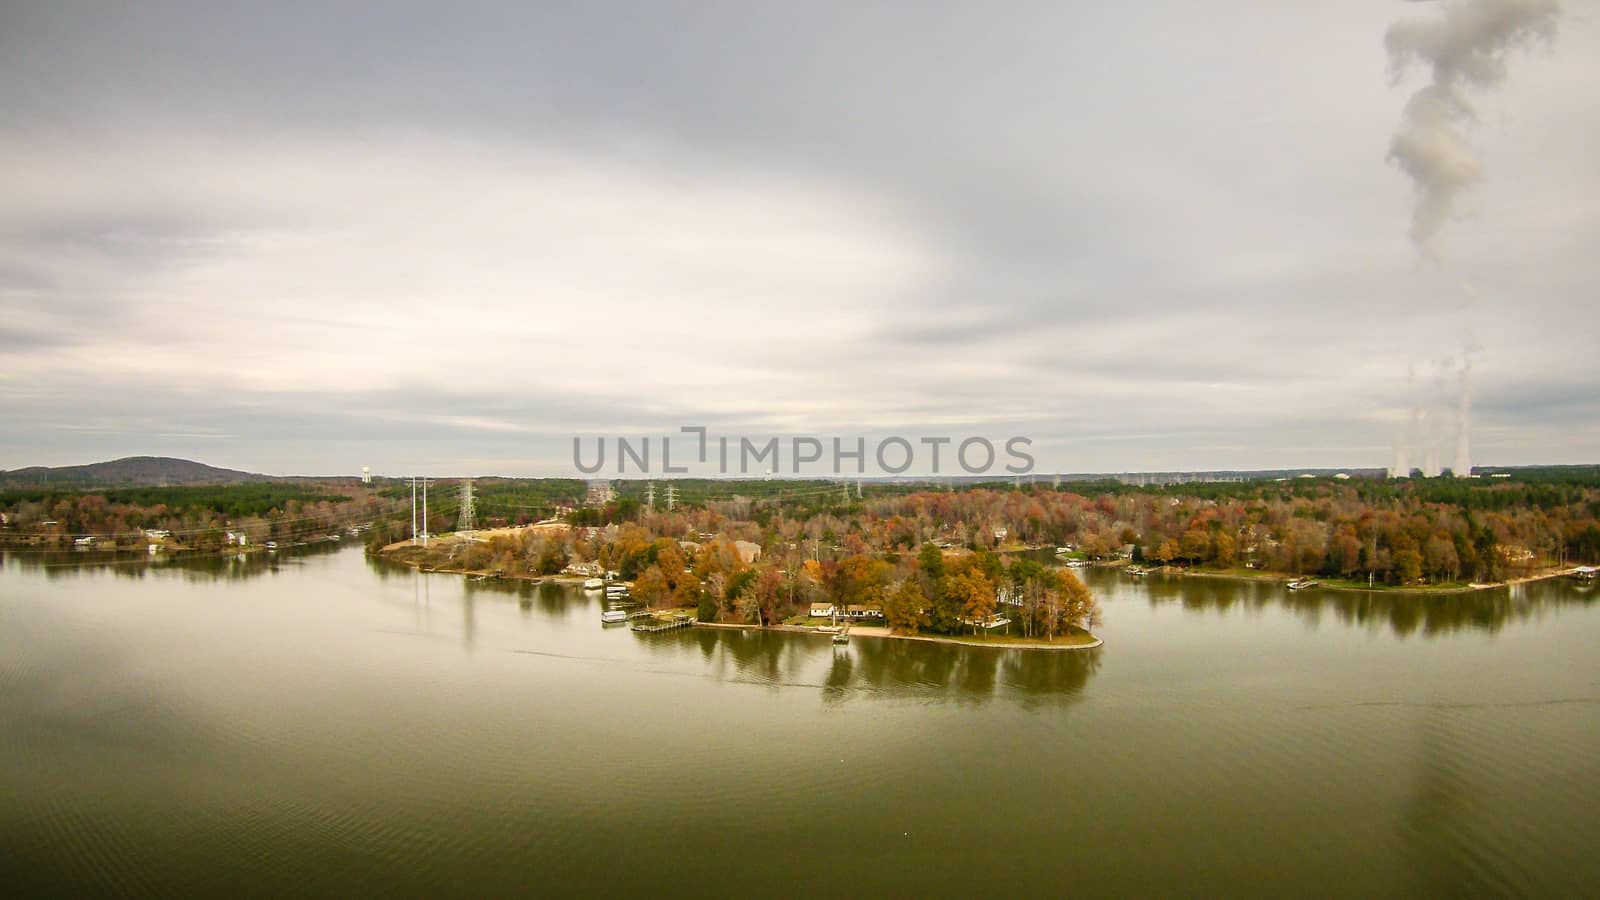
left=3, top=545, right=1598, bottom=897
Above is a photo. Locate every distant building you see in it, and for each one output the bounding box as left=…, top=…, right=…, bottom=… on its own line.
left=226, top=531, right=248, bottom=546
left=74, top=536, right=96, bottom=548
left=1500, top=545, right=1535, bottom=564
left=144, top=528, right=171, bottom=539
left=960, top=613, right=1006, bottom=628
left=733, top=540, right=763, bottom=564
left=810, top=602, right=835, bottom=618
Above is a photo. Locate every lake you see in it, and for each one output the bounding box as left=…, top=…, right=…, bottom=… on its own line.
left=3, top=545, right=1598, bottom=897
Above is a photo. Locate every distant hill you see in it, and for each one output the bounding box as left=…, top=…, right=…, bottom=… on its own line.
left=0, top=456, right=273, bottom=488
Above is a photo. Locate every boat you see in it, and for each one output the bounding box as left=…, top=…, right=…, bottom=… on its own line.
left=831, top=630, right=849, bottom=645
left=1126, top=566, right=1146, bottom=577
left=600, top=609, right=629, bottom=624
left=1065, top=559, right=1089, bottom=568
left=1055, top=547, right=1073, bottom=555
left=605, top=583, right=630, bottom=595
left=1286, top=579, right=1319, bottom=590
left=583, top=578, right=604, bottom=590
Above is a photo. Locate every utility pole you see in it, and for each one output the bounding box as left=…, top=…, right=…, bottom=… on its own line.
left=411, top=476, right=419, bottom=545
left=458, top=478, right=475, bottom=536
left=422, top=477, right=430, bottom=547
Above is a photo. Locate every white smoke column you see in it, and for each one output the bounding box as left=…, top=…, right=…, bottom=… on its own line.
left=1421, top=358, right=1454, bottom=478
left=1386, top=0, right=1560, bottom=255
left=1454, top=355, right=1474, bottom=476
left=1392, top=364, right=1420, bottom=477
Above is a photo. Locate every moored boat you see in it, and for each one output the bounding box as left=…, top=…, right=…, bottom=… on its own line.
left=583, top=578, right=604, bottom=590
left=601, top=609, right=629, bottom=624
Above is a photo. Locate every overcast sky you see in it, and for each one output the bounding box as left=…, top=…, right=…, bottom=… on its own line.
left=1, top=1, right=1595, bottom=477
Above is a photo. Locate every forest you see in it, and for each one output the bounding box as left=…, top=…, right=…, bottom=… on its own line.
left=375, top=469, right=1600, bottom=640
left=0, top=482, right=387, bottom=549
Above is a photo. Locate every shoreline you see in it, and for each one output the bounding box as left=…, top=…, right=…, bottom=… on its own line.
left=697, top=620, right=1101, bottom=651
left=1161, top=565, right=1580, bottom=595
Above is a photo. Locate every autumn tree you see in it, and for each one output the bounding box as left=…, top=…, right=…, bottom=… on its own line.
left=883, top=579, right=930, bottom=633
left=943, top=554, right=996, bottom=634
left=634, top=566, right=671, bottom=607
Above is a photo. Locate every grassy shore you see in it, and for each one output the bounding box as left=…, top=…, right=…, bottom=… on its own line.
left=846, top=625, right=1101, bottom=651
left=697, top=618, right=1101, bottom=650
left=1168, top=565, right=1575, bottom=594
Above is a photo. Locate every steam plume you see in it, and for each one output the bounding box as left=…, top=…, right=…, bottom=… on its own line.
left=1384, top=1, right=1558, bottom=479
left=1454, top=354, right=1473, bottom=476
left=1385, top=0, right=1559, bottom=254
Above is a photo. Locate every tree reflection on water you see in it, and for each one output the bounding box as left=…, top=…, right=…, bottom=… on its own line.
left=1133, top=571, right=1595, bottom=637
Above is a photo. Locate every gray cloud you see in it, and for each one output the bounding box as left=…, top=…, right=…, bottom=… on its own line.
left=1, top=1, right=1596, bottom=475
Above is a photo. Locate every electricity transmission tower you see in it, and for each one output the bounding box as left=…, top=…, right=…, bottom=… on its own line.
left=665, top=484, right=677, bottom=511
left=646, top=481, right=656, bottom=512
left=410, top=476, right=431, bottom=546
left=458, top=478, right=475, bottom=535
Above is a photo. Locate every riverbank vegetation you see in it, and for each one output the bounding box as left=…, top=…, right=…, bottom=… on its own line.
left=0, top=482, right=389, bottom=550
left=369, top=467, right=1600, bottom=633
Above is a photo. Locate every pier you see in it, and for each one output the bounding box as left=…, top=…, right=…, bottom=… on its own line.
left=632, top=614, right=697, bottom=633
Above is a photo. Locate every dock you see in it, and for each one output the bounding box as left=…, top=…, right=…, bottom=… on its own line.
left=632, top=614, right=697, bottom=633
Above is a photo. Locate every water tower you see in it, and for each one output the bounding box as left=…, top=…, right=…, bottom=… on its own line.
left=361, top=466, right=372, bottom=485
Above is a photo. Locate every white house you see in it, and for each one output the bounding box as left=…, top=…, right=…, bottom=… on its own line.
left=960, top=613, right=1011, bottom=629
